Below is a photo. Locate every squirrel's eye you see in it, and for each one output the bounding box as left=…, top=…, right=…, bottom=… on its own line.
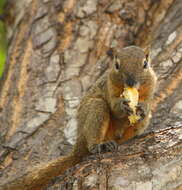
left=143, top=60, right=148, bottom=69
left=114, top=56, right=120, bottom=70
left=114, top=55, right=120, bottom=71
left=107, top=49, right=114, bottom=59
left=115, top=62, right=120, bottom=70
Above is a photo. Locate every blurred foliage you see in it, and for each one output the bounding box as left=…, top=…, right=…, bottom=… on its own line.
left=0, top=0, right=7, bottom=77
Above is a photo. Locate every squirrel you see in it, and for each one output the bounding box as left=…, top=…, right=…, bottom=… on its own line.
left=0, top=46, right=157, bottom=190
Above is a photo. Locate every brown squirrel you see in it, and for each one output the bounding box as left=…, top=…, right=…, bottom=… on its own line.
left=0, top=46, right=157, bottom=190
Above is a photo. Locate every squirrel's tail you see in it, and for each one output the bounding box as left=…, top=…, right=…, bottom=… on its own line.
left=0, top=153, right=83, bottom=190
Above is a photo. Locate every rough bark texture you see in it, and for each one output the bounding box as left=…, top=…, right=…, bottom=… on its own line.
left=47, top=127, right=182, bottom=190
left=0, top=0, right=181, bottom=189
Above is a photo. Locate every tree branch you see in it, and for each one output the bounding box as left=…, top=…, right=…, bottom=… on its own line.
left=47, top=127, right=182, bottom=190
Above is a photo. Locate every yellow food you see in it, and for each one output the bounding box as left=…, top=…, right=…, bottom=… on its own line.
left=122, top=87, right=140, bottom=125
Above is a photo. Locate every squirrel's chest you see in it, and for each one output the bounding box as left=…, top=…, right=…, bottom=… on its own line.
left=105, top=117, right=130, bottom=140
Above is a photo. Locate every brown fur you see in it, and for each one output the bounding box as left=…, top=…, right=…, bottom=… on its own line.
left=0, top=46, right=157, bottom=190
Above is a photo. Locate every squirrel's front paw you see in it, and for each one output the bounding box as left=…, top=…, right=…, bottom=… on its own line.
left=89, top=141, right=118, bottom=154
left=136, top=102, right=146, bottom=120
left=120, top=98, right=133, bottom=115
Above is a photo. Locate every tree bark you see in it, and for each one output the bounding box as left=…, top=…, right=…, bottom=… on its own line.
left=0, top=0, right=181, bottom=189
left=47, top=127, right=182, bottom=190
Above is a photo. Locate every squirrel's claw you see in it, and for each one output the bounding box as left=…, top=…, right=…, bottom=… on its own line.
left=120, top=98, right=133, bottom=115
left=136, top=102, right=146, bottom=121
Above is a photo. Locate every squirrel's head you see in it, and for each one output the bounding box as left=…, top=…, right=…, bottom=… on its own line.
left=107, top=46, right=151, bottom=88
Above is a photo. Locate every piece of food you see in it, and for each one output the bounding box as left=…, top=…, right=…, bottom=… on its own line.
left=122, top=87, right=140, bottom=125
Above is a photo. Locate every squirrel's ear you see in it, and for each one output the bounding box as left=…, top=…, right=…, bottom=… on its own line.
left=107, top=48, right=114, bottom=59
left=144, top=46, right=150, bottom=61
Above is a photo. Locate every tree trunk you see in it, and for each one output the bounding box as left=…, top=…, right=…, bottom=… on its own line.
left=0, top=0, right=181, bottom=189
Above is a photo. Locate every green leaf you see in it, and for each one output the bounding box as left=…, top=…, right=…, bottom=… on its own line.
left=0, top=0, right=7, bottom=14
left=0, top=20, right=7, bottom=77
left=0, top=49, right=6, bottom=77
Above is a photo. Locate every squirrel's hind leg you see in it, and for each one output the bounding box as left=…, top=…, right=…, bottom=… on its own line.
left=80, top=98, right=118, bottom=154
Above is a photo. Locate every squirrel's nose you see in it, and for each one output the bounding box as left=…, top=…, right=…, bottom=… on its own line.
left=125, top=75, right=137, bottom=87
